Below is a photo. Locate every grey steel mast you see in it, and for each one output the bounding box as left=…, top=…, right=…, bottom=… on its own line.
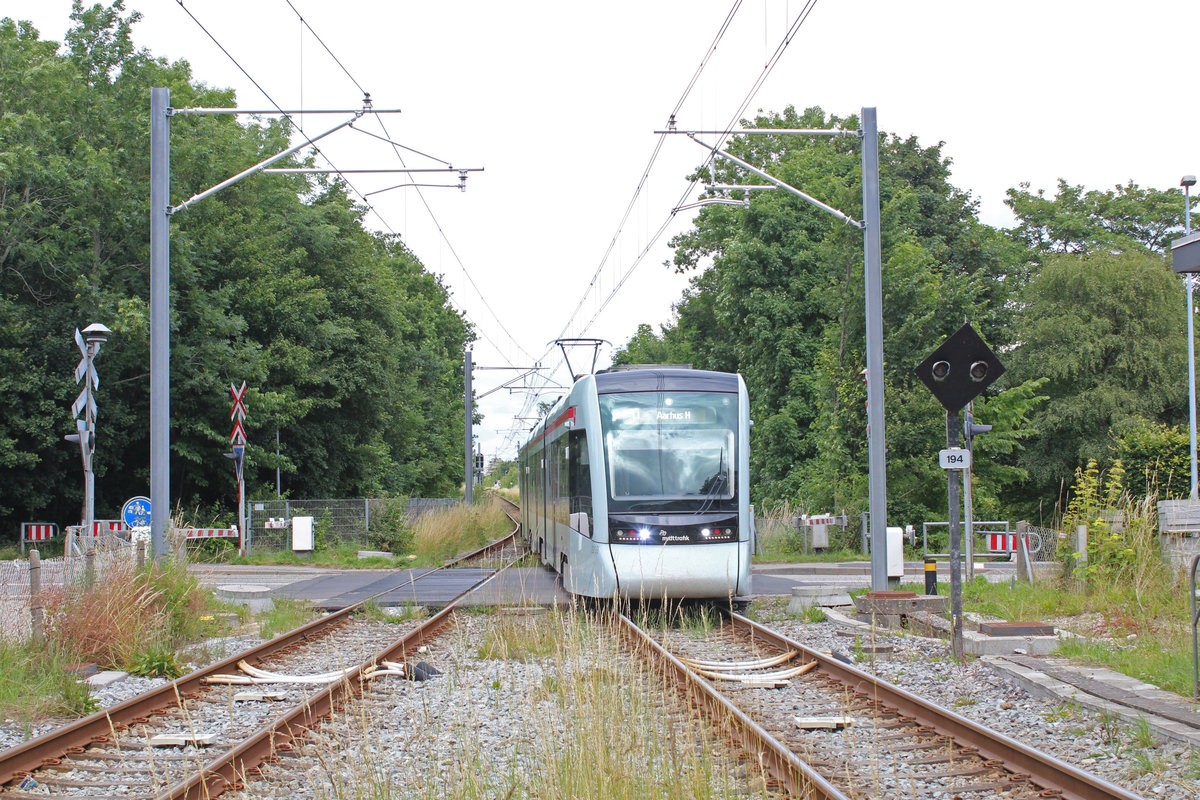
left=150, top=87, right=170, bottom=560
left=861, top=108, right=888, bottom=591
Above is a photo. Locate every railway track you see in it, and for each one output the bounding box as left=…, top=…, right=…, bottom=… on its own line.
left=1, top=494, right=1152, bottom=800
left=0, top=521, right=522, bottom=799
left=620, top=609, right=1146, bottom=800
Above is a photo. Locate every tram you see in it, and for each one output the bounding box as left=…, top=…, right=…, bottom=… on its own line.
left=517, top=366, right=752, bottom=600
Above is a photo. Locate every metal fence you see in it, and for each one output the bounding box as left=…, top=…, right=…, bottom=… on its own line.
left=1, top=531, right=141, bottom=642
left=245, top=497, right=460, bottom=552
left=922, top=520, right=1062, bottom=564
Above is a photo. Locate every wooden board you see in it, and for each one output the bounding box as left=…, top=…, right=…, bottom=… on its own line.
left=794, top=715, right=854, bottom=730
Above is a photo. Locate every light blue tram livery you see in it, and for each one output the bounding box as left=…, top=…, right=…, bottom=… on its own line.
left=518, top=367, right=752, bottom=600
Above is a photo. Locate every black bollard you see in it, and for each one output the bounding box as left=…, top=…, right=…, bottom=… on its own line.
left=924, top=557, right=938, bottom=595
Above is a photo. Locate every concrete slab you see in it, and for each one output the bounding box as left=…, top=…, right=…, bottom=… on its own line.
left=785, top=586, right=855, bottom=614
left=852, top=593, right=948, bottom=616
left=87, top=670, right=128, bottom=688
left=962, top=631, right=1059, bottom=656
left=985, top=655, right=1200, bottom=748
left=214, top=584, right=274, bottom=613
left=979, top=621, right=1055, bottom=637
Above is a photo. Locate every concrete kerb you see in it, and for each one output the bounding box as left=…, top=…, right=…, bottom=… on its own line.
left=983, top=656, right=1200, bottom=748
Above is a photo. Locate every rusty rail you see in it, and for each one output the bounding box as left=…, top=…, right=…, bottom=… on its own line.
left=0, top=528, right=522, bottom=791
left=616, top=612, right=850, bottom=800
left=726, top=611, right=1145, bottom=800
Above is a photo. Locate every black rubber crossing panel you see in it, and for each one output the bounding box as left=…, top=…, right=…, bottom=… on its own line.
left=293, top=567, right=493, bottom=610
left=273, top=568, right=436, bottom=606
left=372, top=567, right=494, bottom=609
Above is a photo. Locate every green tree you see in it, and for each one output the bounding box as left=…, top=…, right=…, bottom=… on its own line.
left=0, top=4, right=471, bottom=538
left=1110, top=418, right=1190, bottom=499
left=1006, top=179, right=1188, bottom=255
left=1005, top=250, right=1186, bottom=504
left=642, top=107, right=1019, bottom=526
left=610, top=322, right=692, bottom=367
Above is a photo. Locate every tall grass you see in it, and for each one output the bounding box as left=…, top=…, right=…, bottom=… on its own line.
left=1, top=557, right=215, bottom=722
left=956, top=467, right=1194, bottom=695
left=411, top=497, right=514, bottom=565
left=41, top=558, right=214, bottom=674
left=753, top=502, right=865, bottom=562
left=295, top=608, right=772, bottom=800
left=0, top=642, right=98, bottom=724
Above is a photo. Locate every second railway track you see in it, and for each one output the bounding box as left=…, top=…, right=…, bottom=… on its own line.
left=624, top=608, right=1146, bottom=800
left=0, top=522, right=523, bottom=799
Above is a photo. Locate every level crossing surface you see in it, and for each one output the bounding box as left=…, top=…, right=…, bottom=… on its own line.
left=189, top=560, right=1025, bottom=611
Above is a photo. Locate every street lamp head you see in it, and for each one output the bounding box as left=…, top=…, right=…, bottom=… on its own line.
left=1183, top=175, right=1197, bottom=188
left=82, top=323, right=111, bottom=345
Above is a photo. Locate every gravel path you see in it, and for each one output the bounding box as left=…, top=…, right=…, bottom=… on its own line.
left=229, top=609, right=774, bottom=799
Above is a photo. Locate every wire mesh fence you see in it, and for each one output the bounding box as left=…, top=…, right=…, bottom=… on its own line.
left=1, top=531, right=141, bottom=642
left=245, top=497, right=460, bottom=552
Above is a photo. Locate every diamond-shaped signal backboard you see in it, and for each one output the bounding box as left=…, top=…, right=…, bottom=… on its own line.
left=914, top=322, right=1005, bottom=412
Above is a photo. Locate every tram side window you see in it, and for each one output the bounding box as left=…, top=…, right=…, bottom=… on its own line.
left=553, top=435, right=570, bottom=529
left=569, top=430, right=592, bottom=519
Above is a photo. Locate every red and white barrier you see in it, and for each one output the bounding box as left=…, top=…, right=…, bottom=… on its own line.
left=22, top=523, right=58, bottom=542
left=178, top=527, right=242, bottom=556
left=178, top=528, right=239, bottom=538
left=90, top=519, right=126, bottom=536
left=988, top=533, right=1016, bottom=552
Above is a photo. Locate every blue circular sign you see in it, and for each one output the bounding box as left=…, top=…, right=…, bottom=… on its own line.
left=122, top=496, right=151, bottom=528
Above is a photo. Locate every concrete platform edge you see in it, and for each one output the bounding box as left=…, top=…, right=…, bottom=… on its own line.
left=982, top=656, right=1200, bottom=748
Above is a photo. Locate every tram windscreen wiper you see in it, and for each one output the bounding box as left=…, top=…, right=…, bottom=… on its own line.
left=697, top=448, right=727, bottom=514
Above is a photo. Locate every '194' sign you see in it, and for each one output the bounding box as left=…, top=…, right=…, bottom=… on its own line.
left=938, top=448, right=971, bottom=470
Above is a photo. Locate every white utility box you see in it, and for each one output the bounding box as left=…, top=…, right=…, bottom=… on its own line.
left=291, top=516, right=314, bottom=552
left=885, top=526, right=904, bottom=579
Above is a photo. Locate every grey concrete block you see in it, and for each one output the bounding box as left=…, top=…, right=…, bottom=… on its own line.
left=852, top=594, right=948, bottom=615
left=962, top=632, right=1059, bottom=656
left=87, top=670, right=128, bottom=688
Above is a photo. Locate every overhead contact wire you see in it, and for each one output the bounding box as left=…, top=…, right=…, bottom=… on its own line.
left=281, top=0, right=530, bottom=364
left=576, top=0, right=822, bottom=339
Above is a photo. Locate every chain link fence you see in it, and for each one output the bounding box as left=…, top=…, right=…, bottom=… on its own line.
left=245, top=498, right=460, bottom=553
left=1, top=531, right=141, bottom=642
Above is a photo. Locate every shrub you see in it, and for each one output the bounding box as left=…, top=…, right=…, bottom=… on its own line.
left=367, top=497, right=413, bottom=554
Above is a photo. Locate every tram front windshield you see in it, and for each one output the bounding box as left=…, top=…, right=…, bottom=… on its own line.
left=599, top=391, right=736, bottom=512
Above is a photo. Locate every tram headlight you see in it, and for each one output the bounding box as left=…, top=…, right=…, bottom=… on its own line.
left=638, top=528, right=652, bottom=541
left=700, top=528, right=712, bottom=538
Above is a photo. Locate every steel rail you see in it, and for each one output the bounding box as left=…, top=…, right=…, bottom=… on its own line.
left=0, top=526, right=520, bottom=788
left=616, top=612, right=850, bottom=800
left=0, top=590, right=375, bottom=785
left=726, top=612, right=1146, bottom=800
left=161, top=552, right=520, bottom=799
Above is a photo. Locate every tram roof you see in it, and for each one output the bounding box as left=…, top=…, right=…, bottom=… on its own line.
left=593, top=368, right=739, bottom=395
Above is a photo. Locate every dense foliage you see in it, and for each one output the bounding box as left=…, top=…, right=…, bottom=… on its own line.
left=614, top=107, right=1192, bottom=526
left=0, top=4, right=471, bottom=538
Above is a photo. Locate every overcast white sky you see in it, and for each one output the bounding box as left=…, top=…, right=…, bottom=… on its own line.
left=10, top=0, right=1200, bottom=464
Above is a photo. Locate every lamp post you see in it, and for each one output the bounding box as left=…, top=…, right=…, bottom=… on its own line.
left=1185, top=174, right=1197, bottom=499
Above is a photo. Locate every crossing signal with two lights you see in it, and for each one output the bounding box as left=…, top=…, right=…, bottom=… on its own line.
left=914, top=322, right=1005, bottom=411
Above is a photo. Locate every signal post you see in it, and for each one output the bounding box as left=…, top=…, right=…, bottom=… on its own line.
left=915, top=323, right=1005, bottom=658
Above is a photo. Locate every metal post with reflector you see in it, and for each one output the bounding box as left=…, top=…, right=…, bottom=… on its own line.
left=65, top=323, right=111, bottom=550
